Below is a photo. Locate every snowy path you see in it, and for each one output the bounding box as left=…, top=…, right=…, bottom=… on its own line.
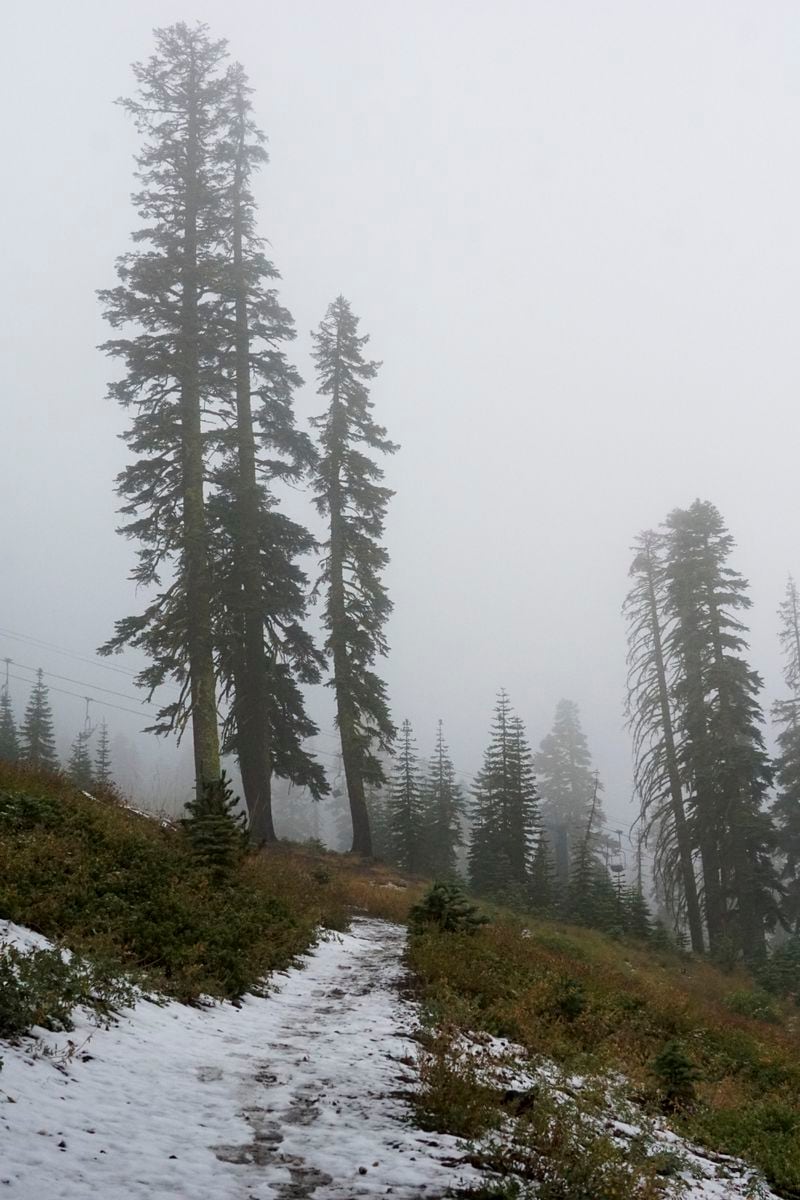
left=0, top=918, right=484, bottom=1200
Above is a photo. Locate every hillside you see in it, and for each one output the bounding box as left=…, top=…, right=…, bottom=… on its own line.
left=1, top=765, right=799, bottom=1198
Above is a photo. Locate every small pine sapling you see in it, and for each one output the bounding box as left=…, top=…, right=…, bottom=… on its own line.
left=181, top=772, right=248, bottom=876
left=409, top=881, right=488, bottom=935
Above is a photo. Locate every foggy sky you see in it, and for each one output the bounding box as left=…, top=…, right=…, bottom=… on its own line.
left=3, top=1, right=800, bottom=836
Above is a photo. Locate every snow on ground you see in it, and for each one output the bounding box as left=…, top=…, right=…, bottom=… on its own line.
left=0, top=915, right=784, bottom=1200
left=0, top=917, right=485, bottom=1199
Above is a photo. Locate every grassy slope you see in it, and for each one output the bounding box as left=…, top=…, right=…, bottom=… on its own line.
left=0, top=762, right=417, bottom=1002
left=1, top=763, right=799, bottom=1194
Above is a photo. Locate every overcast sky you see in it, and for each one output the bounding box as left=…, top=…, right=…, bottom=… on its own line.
left=2, top=1, right=799, bottom=832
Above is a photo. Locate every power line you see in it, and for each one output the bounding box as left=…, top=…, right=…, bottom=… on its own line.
left=6, top=671, right=154, bottom=721
left=7, top=659, right=157, bottom=709
left=0, top=627, right=180, bottom=693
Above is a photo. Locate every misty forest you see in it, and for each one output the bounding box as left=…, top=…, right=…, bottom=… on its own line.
left=4, top=10, right=800, bottom=1200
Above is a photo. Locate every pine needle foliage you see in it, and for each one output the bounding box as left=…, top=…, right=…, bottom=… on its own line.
left=0, top=686, right=19, bottom=763
left=94, top=720, right=114, bottom=790
left=311, top=296, right=398, bottom=854
left=388, top=719, right=426, bottom=873
left=420, top=720, right=466, bottom=879
left=19, top=670, right=59, bottom=774
left=181, top=771, right=248, bottom=876
left=67, top=730, right=94, bottom=791
left=772, top=575, right=800, bottom=934
left=409, top=881, right=488, bottom=935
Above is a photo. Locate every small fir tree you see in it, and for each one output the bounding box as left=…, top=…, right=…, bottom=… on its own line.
left=387, top=720, right=426, bottom=873
left=67, top=730, right=94, bottom=791
left=421, top=721, right=466, bottom=879
left=94, top=720, right=114, bottom=790
left=19, top=670, right=59, bottom=773
left=181, top=772, right=247, bottom=875
left=409, top=882, right=488, bottom=935
left=0, top=684, right=19, bottom=763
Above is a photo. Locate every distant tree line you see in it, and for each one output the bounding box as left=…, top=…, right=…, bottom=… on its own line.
left=0, top=668, right=115, bottom=791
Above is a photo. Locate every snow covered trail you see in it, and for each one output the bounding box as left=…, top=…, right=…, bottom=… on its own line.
left=0, top=918, right=484, bottom=1200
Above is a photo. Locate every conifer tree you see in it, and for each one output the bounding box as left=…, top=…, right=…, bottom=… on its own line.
left=528, top=833, right=556, bottom=913
left=421, top=721, right=465, bottom=879
left=469, top=692, right=539, bottom=898
left=665, top=500, right=781, bottom=961
left=624, top=530, right=704, bottom=952
left=388, top=720, right=426, bottom=873
left=209, top=63, right=326, bottom=839
left=67, top=730, right=94, bottom=791
left=564, top=776, right=614, bottom=927
left=535, top=699, right=605, bottom=885
left=99, top=23, right=229, bottom=796
left=0, top=677, right=19, bottom=763
left=181, top=771, right=247, bottom=876
left=772, top=575, right=800, bottom=933
left=19, top=670, right=59, bottom=773
left=94, top=719, right=114, bottom=789
left=311, top=297, right=398, bottom=854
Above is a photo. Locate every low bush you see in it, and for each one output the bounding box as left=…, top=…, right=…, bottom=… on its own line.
left=0, top=944, right=135, bottom=1036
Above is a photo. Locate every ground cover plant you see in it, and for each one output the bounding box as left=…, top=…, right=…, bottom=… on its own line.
left=407, top=913, right=800, bottom=1197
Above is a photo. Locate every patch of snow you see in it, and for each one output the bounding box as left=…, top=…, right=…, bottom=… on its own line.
left=0, top=918, right=485, bottom=1199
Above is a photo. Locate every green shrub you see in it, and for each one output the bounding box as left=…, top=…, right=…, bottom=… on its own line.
left=410, top=882, right=488, bottom=935
left=0, top=945, right=135, bottom=1036
left=724, top=989, right=780, bottom=1024
left=652, top=1039, right=699, bottom=1111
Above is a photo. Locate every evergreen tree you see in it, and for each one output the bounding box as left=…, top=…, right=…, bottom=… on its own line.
left=99, top=23, right=229, bottom=795
left=624, top=530, right=704, bottom=952
left=528, top=832, right=557, bottom=913
left=19, top=670, right=59, bottom=773
left=564, top=776, right=615, bottom=928
left=421, top=721, right=465, bottom=879
left=535, top=699, right=606, bottom=885
left=387, top=720, right=426, bottom=873
left=67, top=730, right=94, bottom=791
left=181, top=771, right=247, bottom=876
left=772, top=575, right=800, bottom=933
left=94, top=719, right=114, bottom=790
left=209, top=64, right=326, bottom=840
left=0, top=676, right=19, bottom=763
left=665, top=500, right=782, bottom=961
left=469, top=692, right=539, bottom=899
left=311, top=297, right=398, bottom=854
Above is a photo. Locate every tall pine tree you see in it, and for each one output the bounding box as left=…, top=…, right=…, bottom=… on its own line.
left=665, top=501, right=781, bottom=961
left=420, top=721, right=465, bottom=879
left=388, top=720, right=426, bottom=873
left=311, top=297, right=397, bottom=854
left=469, top=692, right=539, bottom=899
left=20, top=670, right=59, bottom=773
left=209, top=63, right=326, bottom=839
left=772, top=575, right=800, bottom=934
left=99, top=23, right=229, bottom=795
left=0, top=672, right=19, bottom=763
left=535, top=699, right=605, bottom=886
left=624, top=529, right=704, bottom=952
left=94, top=719, right=114, bottom=789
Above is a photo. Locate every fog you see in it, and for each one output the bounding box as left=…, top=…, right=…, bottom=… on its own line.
left=2, top=1, right=799, bottom=834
